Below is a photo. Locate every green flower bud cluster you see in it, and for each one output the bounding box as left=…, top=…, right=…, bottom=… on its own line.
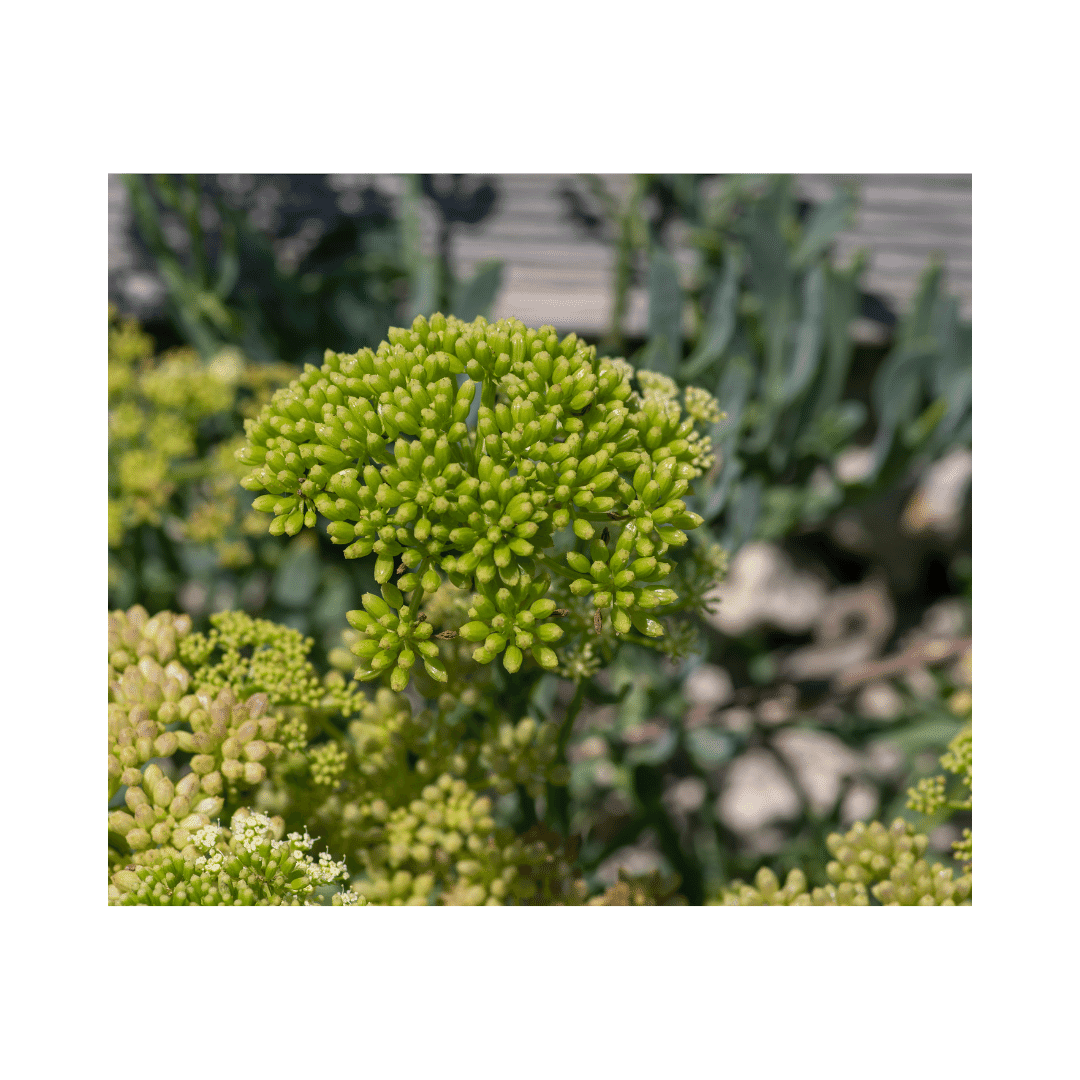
left=906, top=775, right=948, bottom=816
left=109, top=809, right=352, bottom=905
left=235, top=314, right=717, bottom=691
left=634, top=370, right=719, bottom=475
left=352, top=774, right=499, bottom=905
left=713, top=867, right=870, bottom=906
left=478, top=716, right=569, bottom=797
left=554, top=526, right=678, bottom=637
left=457, top=579, right=565, bottom=671
left=262, top=687, right=469, bottom=863
left=345, top=687, right=425, bottom=785
left=108, top=309, right=233, bottom=547
left=715, top=812, right=973, bottom=906
left=440, top=823, right=588, bottom=906
left=940, top=725, right=972, bottom=806
left=346, top=580, right=448, bottom=689
left=907, top=723, right=973, bottom=872
left=309, top=740, right=350, bottom=787
left=179, top=610, right=358, bottom=712
left=826, top=819, right=971, bottom=905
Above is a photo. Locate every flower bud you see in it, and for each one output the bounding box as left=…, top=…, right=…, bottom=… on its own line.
left=638, top=588, right=678, bottom=609
left=537, top=622, right=565, bottom=643
left=656, top=525, right=687, bottom=546
left=572, top=517, right=594, bottom=540
left=532, top=646, right=559, bottom=669
left=423, top=657, right=448, bottom=682
left=361, top=593, right=391, bottom=619
left=671, top=511, right=704, bottom=530
left=566, top=551, right=590, bottom=574
left=347, top=609, right=377, bottom=632
left=630, top=611, right=664, bottom=637
left=613, top=524, right=635, bottom=552
left=244, top=761, right=267, bottom=785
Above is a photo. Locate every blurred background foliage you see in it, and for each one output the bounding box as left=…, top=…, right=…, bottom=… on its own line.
left=109, top=173, right=971, bottom=901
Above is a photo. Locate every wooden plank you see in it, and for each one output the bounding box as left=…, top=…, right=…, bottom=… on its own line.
left=109, top=173, right=972, bottom=335
left=452, top=174, right=971, bottom=327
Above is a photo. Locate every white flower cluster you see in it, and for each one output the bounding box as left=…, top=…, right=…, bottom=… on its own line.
left=191, top=810, right=349, bottom=891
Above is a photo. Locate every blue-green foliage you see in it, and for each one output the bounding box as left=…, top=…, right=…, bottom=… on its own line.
left=575, top=174, right=971, bottom=550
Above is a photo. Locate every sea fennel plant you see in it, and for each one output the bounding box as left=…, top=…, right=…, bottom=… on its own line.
left=110, top=314, right=725, bottom=905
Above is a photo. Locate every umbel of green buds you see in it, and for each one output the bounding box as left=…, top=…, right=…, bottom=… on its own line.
left=236, top=315, right=718, bottom=691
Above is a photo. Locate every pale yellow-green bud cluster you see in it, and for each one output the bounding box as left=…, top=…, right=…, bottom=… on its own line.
left=826, top=819, right=971, bottom=905
left=108, top=609, right=195, bottom=799
left=309, top=740, right=350, bottom=787
left=713, top=867, right=870, bottom=906
left=108, top=681, right=290, bottom=864
left=478, top=716, right=569, bottom=797
left=108, top=760, right=225, bottom=859
left=178, top=610, right=358, bottom=712
left=108, top=310, right=231, bottom=546
left=352, top=774, right=498, bottom=904
left=715, top=815, right=972, bottom=906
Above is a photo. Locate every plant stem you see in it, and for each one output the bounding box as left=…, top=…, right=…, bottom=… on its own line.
left=546, top=678, right=586, bottom=835
left=406, top=559, right=429, bottom=621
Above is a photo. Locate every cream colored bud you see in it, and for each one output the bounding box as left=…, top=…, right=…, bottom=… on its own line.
left=243, top=761, right=266, bottom=785
left=221, top=758, right=244, bottom=781
left=243, top=740, right=269, bottom=762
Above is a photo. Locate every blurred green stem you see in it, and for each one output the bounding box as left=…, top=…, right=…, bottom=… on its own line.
left=546, top=678, right=586, bottom=835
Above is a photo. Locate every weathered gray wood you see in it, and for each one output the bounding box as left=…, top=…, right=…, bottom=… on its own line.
left=109, top=173, right=971, bottom=337
left=440, top=174, right=971, bottom=334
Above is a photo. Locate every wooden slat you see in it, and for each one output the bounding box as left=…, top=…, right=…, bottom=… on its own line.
left=109, top=173, right=971, bottom=335
left=450, top=174, right=971, bottom=330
